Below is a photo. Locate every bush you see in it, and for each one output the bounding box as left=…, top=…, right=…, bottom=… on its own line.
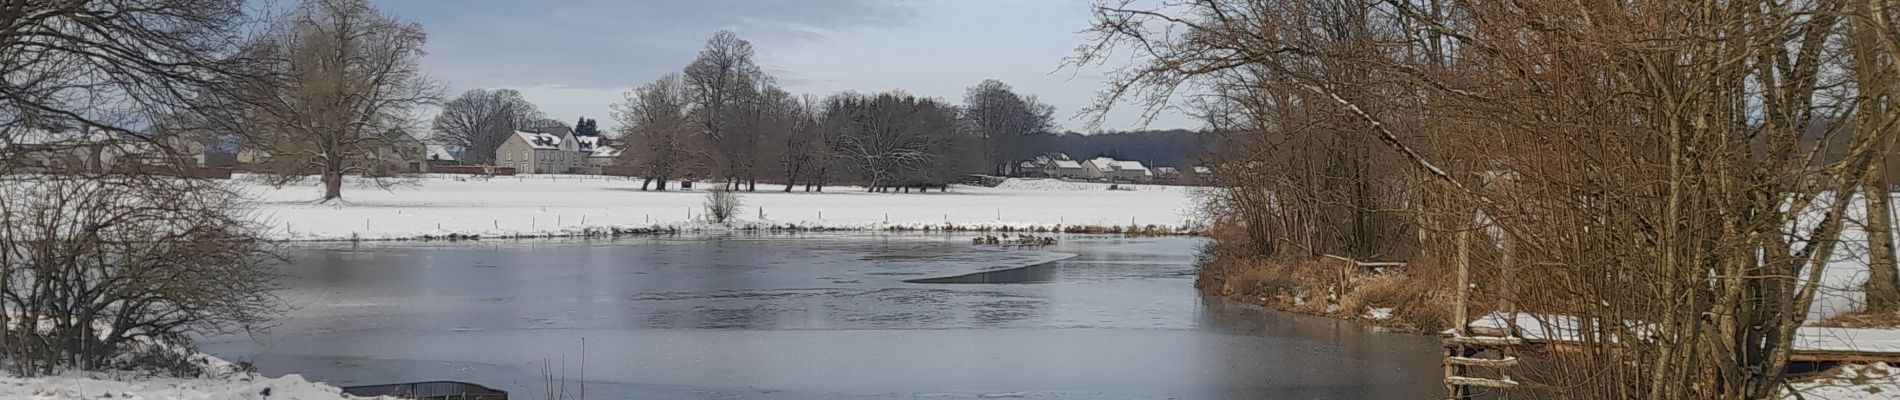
left=0, top=177, right=281, bottom=375
left=702, top=187, right=743, bottom=223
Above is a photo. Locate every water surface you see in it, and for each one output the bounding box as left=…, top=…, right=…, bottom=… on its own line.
left=201, top=233, right=1443, bottom=399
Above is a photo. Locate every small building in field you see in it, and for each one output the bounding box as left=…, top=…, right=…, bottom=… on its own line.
left=496, top=130, right=586, bottom=174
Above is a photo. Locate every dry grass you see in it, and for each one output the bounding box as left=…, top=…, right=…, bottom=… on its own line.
left=1193, top=224, right=1455, bottom=332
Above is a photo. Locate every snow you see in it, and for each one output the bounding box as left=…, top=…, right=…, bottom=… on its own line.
left=1366, top=307, right=1394, bottom=320
left=0, top=370, right=380, bottom=400
left=1470, top=312, right=1900, bottom=353
left=1787, top=363, right=1898, bottom=400
left=236, top=174, right=1197, bottom=241
left=512, top=131, right=562, bottom=150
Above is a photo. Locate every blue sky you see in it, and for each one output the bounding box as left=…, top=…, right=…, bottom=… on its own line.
left=370, top=0, right=1192, bottom=132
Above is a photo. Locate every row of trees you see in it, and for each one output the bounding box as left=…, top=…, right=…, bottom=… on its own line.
left=1079, top=0, right=1900, bottom=398
left=611, top=31, right=1053, bottom=192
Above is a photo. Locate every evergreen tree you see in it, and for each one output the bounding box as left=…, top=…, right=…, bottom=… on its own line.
left=574, top=117, right=600, bottom=136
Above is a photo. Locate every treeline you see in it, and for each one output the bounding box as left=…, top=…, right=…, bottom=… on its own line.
left=607, top=32, right=1054, bottom=193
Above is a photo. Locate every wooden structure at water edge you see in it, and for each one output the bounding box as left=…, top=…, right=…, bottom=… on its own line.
left=1440, top=230, right=1900, bottom=399
left=341, top=381, right=508, bottom=400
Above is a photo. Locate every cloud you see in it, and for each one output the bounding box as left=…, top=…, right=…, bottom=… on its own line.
left=381, top=0, right=920, bottom=90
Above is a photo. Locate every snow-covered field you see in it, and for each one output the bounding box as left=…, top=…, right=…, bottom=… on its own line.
left=235, top=174, right=1200, bottom=241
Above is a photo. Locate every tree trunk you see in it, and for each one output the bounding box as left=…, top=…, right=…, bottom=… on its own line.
left=322, top=172, right=343, bottom=201
left=1864, top=165, right=1900, bottom=312
left=641, top=178, right=652, bottom=191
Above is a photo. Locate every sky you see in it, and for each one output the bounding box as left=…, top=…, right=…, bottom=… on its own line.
left=370, top=0, right=1193, bottom=133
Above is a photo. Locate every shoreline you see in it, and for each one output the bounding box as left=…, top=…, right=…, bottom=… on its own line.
left=277, top=222, right=1201, bottom=243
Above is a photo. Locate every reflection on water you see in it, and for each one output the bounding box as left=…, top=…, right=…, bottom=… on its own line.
left=200, top=234, right=1443, bottom=399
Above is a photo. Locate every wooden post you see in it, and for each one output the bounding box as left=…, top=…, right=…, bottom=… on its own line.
left=1501, top=233, right=1516, bottom=317
left=1455, top=229, right=1471, bottom=335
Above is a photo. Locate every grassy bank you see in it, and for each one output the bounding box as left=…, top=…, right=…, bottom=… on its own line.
left=1191, top=225, right=1456, bottom=333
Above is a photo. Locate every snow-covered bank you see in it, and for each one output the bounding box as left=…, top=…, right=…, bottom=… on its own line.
left=1787, top=363, right=1898, bottom=400
left=0, top=371, right=376, bottom=400
left=236, top=175, right=1199, bottom=241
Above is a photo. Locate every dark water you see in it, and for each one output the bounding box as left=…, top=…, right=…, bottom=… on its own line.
left=199, top=233, right=1444, bottom=399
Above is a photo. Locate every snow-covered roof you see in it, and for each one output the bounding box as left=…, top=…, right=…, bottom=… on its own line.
left=574, top=136, right=601, bottom=152
left=514, top=131, right=562, bottom=150
left=1154, top=167, right=1179, bottom=175
left=426, top=145, right=458, bottom=161
left=590, top=146, right=622, bottom=158
left=1193, top=166, right=1212, bottom=174
left=1115, top=160, right=1149, bottom=172
left=1086, top=157, right=1118, bottom=170
left=1052, top=160, right=1082, bottom=169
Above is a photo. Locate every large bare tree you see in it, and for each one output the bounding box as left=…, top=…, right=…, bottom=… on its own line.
left=821, top=92, right=961, bottom=192
left=683, top=30, right=764, bottom=188
left=216, top=0, right=441, bottom=202
left=431, top=88, right=544, bottom=165
left=0, top=0, right=254, bottom=172
left=614, top=73, right=701, bottom=191
left=962, top=80, right=1055, bottom=176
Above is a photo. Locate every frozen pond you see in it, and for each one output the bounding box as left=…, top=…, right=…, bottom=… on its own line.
left=200, top=233, right=1444, bottom=399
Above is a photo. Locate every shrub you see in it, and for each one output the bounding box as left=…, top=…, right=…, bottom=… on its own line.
left=0, top=177, right=281, bottom=375
left=702, top=187, right=743, bottom=223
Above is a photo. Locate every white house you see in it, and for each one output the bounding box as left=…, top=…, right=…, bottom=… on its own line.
left=496, top=130, right=585, bottom=174
left=1082, top=157, right=1154, bottom=182
left=1018, top=152, right=1087, bottom=178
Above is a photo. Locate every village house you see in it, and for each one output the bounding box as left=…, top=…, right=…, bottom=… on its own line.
left=587, top=144, right=622, bottom=173
left=496, top=130, right=581, bottom=174
left=2, top=127, right=138, bottom=174
left=373, top=129, right=429, bottom=174
left=494, top=129, right=622, bottom=174
left=1082, top=156, right=1153, bottom=182
left=1016, top=152, right=1086, bottom=179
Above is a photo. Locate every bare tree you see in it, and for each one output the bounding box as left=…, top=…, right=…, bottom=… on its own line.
left=431, top=89, right=545, bottom=165
left=821, top=92, right=961, bottom=192
left=212, top=0, right=442, bottom=202
left=613, top=74, right=701, bottom=191
left=962, top=80, right=1056, bottom=176
left=779, top=95, right=826, bottom=192
left=0, top=178, right=280, bottom=375
left=0, top=0, right=284, bottom=377
left=684, top=30, right=764, bottom=189
left=0, top=0, right=256, bottom=174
